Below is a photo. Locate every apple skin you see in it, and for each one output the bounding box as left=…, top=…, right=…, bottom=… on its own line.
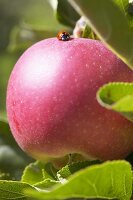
left=7, top=38, right=133, bottom=161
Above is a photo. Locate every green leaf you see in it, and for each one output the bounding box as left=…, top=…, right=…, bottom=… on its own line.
left=113, top=0, right=128, bottom=16
left=82, top=25, right=95, bottom=39
left=0, top=180, right=35, bottom=200
left=113, top=0, right=133, bottom=28
left=97, top=82, right=133, bottom=122
left=56, top=0, right=80, bottom=27
left=69, top=0, right=133, bottom=70
left=72, top=16, right=98, bottom=39
left=25, top=161, right=132, bottom=200
left=34, top=179, right=59, bottom=190
left=0, top=121, right=33, bottom=180
left=57, top=160, right=101, bottom=181
left=21, top=161, right=57, bottom=185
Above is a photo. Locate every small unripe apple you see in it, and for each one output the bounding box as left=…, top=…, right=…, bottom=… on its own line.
left=7, top=38, right=133, bottom=161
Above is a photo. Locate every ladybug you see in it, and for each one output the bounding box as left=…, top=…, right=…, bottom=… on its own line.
left=57, top=31, right=70, bottom=41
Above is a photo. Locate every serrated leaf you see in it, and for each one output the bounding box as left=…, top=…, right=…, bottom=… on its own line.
left=21, top=161, right=57, bottom=185
left=57, top=160, right=101, bottom=181
left=0, top=180, right=35, bottom=200
left=25, top=161, right=132, bottom=200
left=69, top=0, right=133, bottom=70
left=97, top=82, right=133, bottom=122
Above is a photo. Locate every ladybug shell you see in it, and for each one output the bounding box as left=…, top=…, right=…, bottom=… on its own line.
left=57, top=31, right=70, bottom=41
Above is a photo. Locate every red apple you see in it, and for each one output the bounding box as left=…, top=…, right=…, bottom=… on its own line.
left=6, top=38, right=133, bottom=161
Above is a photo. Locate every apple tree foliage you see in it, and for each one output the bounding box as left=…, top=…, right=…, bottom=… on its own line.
left=0, top=0, right=133, bottom=199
